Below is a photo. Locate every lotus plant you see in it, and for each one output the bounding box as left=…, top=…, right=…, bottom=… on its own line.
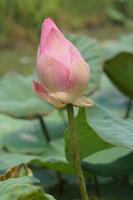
left=33, top=18, right=93, bottom=200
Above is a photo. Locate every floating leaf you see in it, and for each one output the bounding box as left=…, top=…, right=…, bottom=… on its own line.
left=0, top=110, right=66, bottom=154
left=1, top=104, right=133, bottom=176
left=1, top=142, right=133, bottom=178
left=0, top=176, right=56, bottom=200
left=0, top=139, right=73, bottom=175
left=67, top=33, right=103, bottom=95
left=92, top=75, right=132, bottom=117
left=0, top=114, right=30, bottom=149
left=0, top=73, right=53, bottom=118
left=38, top=138, right=73, bottom=174
left=103, top=33, right=133, bottom=97
left=82, top=147, right=133, bottom=176
left=86, top=104, right=133, bottom=149
left=0, top=152, right=35, bottom=174
left=65, top=103, right=133, bottom=164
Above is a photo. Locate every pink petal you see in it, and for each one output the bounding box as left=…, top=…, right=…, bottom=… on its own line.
left=44, top=28, right=71, bottom=68
left=32, top=80, right=48, bottom=97
left=39, top=18, right=57, bottom=55
left=33, top=80, right=65, bottom=108
left=37, top=18, right=71, bottom=69
left=69, top=42, right=83, bottom=59
left=67, top=55, right=90, bottom=97
left=37, top=57, right=69, bottom=93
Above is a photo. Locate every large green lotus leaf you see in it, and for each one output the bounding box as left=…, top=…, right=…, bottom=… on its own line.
left=0, top=176, right=56, bottom=200
left=0, top=73, right=53, bottom=118
left=103, top=33, right=133, bottom=97
left=65, top=107, right=112, bottom=161
left=86, top=104, right=133, bottom=149
left=0, top=152, right=36, bottom=173
left=0, top=139, right=73, bottom=174
left=0, top=114, right=30, bottom=149
left=2, top=123, right=47, bottom=154
left=1, top=110, right=66, bottom=154
left=82, top=147, right=133, bottom=177
left=92, top=75, right=133, bottom=118
left=67, top=34, right=103, bottom=95
left=1, top=139, right=133, bottom=177
left=65, top=103, right=133, bottom=163
left=38, top=138, right=73, bottom=174
left=1, top=140, right=133, bottom=178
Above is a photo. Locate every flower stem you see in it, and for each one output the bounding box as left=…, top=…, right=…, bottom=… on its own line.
left=38, top=115, right=51, bottom=143
left=124, top=98, right=132, bottom=119
left=93, top=175, right=101, bottom=197
left=67, top=104, right=89, bottom=200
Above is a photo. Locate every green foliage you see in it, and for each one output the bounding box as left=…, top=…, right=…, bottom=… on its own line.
left=0, top=139, right=73, bottom=174
left=0, top=176, right=56, bottom=200
left=129, top=0, right=133, bottom=17
left=0, top=152, right=35, bottom=173
left=0, top=111, right=66, bottom=154
left=86, top=104, right=133, bottom=149
left=14, top=0, right=58, bottom=28
left=106, top=0, right=133, bottom=26
left=0, top=73, right=53, bottom=118
left=0, top=0, right=126, bottom=43
left=60, top=0, right=108, bottom=16
left=65, top=107, right=112, bottom=161
left=106, top=6, right=127, bottom=24
left=1, top=103, right=133, bottom=176
left=83, top=147, right=132, bottom=176
left=0, top=0, right=59, bottom=29
left=0, top=21, right=133, bottom=199
left=104, top=33, right=133, bottom=97
left=65, top=103, right=133, bottom=166
left=59, top=0, right=109, bottom=28
left=0, top=0, right=59, bottom=44
left=92, top=75, right=132, bottom=118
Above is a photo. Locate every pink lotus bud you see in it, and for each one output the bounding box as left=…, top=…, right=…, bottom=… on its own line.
left=33, top=18, right=93, bottom=108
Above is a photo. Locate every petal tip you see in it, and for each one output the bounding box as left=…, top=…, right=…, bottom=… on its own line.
left=43, top=17, right=55, bottom=28
left=32, top=80, right=45, bottom=93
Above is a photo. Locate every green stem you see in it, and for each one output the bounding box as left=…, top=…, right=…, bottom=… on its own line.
left=124, top=98, right=132, bottom=119
left=67, top=104, right=89, bottom=200
left=94, top=175, right=101, bottom=197
left=38, top=115, right=51, bottom=143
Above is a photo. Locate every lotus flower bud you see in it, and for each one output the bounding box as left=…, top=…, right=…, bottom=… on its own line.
left=33, top=18, right=93, bottom=108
